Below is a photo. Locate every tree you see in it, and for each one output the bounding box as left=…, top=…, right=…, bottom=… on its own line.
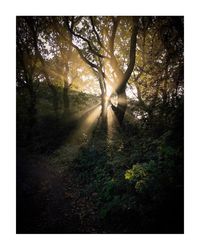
left=16, top=17, right=39, bottom=138
left=23, top=16, right=60, bottom=116
left=127, top=17, right=184, bottom=125
left=64, top=16, right=139, bottom=125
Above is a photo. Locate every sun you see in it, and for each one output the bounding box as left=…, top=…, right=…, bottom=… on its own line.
left=106, top=85, right=113, bottom=97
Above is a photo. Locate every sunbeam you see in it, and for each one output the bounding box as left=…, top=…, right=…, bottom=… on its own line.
left=68, top=105, right=101, bottom=144
left=70, top=102, right=101, bottom=121
left=17, top=16, right=184, bottom=234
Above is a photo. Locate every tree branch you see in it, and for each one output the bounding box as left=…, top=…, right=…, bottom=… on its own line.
left=109, top=17, right=120, bottom=55
left=54, top=19, right=99, bottom=70
left=117, top=17, right=139, bottom=93
left=89, top=17, right=110, bottom=56
left=65, top=17, right=107, bottom=59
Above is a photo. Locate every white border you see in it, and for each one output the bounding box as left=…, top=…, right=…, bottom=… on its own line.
left=1, top=0, right=200, bottom=249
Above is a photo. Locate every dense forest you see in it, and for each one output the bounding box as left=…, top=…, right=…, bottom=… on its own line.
left=16, top=16, right=184, bottom=233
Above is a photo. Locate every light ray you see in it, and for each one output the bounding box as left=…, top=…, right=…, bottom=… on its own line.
left=70, top=102, right=101, bottom=121
left=68, top=105, right=101, bottom=144
left=106, top=84, right=113, bottom=97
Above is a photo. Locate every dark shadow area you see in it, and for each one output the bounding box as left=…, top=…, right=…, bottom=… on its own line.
left=16, top=102, right=101, bottom=233
left=17, top=99, right=184, bottom=233
left=68, top=104, right=184, bottom=233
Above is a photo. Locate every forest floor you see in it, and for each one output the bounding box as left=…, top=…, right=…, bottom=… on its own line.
left=17, top=105, right=122, bottom=233
left=17, top=103, right=183, bottom=233
left=17, top=146, right=100, bottom=233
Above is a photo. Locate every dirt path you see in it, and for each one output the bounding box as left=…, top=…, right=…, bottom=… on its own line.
left=17, top=145, right=101, bottom=233
left=17, top=105, right=128, bottom=233
left=17, top=111, right=102, bottom=233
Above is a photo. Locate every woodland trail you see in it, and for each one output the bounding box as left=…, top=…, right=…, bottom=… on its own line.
left=17, top=145, right=99, bottom=233
left=17, top=107, right=109, bottom=233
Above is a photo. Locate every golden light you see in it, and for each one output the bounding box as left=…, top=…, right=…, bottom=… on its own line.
left=72, top=103, right=100, bottom=121
left=68, top=104, right=101, bottom=144
left=105, top=96, right=109, bottom=101
left=110, top=93, right=118, bottom=107
left=84, top=105, right=101, bottom=127
left=106, top=85, right=113, bottom=97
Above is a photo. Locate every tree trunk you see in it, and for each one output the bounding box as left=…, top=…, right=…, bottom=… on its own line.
left=110, top=17, right=139, bottom=125
left=101, top=94, right=108, bottom=124
left=111, top=87, right=127, bottom=125
left=98, top=71, right=108, bottom=126
left=27, top=19, right=59, bottom=117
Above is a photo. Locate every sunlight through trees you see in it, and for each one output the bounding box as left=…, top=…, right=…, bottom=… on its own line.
left=17, top=16, right=184, bottom=234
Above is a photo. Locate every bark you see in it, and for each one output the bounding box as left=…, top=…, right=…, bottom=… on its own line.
left=99, top=72, right=107, bottom=124
left=111, top=86, right=127, bottom=125
left=111, top=17, right=139, bottom=125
